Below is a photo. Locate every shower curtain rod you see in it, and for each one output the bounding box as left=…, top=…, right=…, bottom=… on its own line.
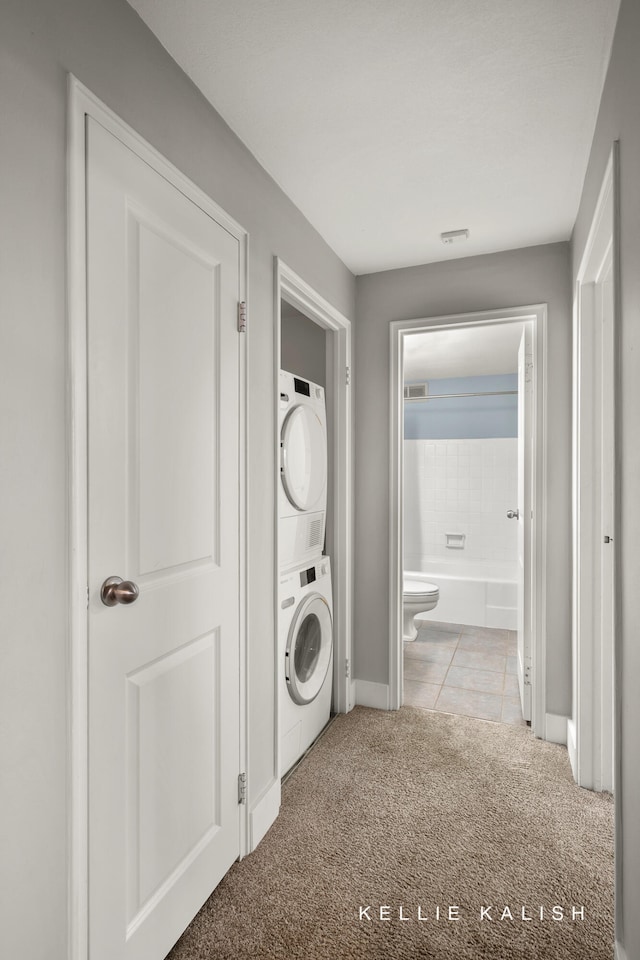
left=404, top=390, right=517, bottom=401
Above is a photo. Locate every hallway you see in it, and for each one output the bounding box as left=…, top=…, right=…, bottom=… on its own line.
left=168, top=706, right=613, bottom=960
left=6, top=2, right=640, bottom=957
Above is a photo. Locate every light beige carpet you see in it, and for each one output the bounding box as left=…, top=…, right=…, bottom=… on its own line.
left=168, top=706, right=614, bottom=959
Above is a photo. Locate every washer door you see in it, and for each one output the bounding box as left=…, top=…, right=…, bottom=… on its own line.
left=285, top=593, right=333, bottom=705
left=281, top=404, right=326, bottom=511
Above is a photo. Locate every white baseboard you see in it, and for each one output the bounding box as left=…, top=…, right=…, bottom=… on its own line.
left=614, top=940, right=628, bottom=960
left=355, top=679, right=390, bottom=710
left=485, top=606, right=518, bottom=630
left=545, top=712, right=568, bottom=745
left=567, top=717, right=578, bottom=780
left=349, top=680, right=357, bottom=711
left=250, top=777, right=280, bottom=851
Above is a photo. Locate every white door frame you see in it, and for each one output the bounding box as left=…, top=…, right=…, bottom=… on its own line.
left=569, top=142, right=619, bottom=792
left=275, top=259, right=353, bottom=744
left=389, top=305, right=548, bottom=738
left=67, top=77, right=249, bottom=960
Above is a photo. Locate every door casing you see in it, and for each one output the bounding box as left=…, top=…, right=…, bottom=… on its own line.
left=389, top=305, right=548, bottom=738
left=67, top=76, right=249, bottom=960
left=516, top=323, right=535, bottom=722
left=570, top=141, right=619, bottom=794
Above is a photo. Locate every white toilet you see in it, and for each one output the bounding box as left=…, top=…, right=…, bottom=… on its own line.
left=403, top=577, right=440, bottom=641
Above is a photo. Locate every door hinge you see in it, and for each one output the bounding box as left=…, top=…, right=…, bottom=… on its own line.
left=345, top=364, right=351, bottom=386
left=524, top=661, right=532, bottom=686
left=345, top=658, right=351, bottom=679
left=238, top=301, right=247, bottom=333
left=525, top=356, right=534, bottom=384
left=604, top=535, right=613, bottom=543
left=237, top=772, right=247, bottom=805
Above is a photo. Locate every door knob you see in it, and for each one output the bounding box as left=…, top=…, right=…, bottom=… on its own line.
left=506, top=509, right=520, bottom=520
left=100, top=576, right=139, bottom=606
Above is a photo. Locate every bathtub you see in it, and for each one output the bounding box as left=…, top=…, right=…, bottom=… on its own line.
left=405, top=561, right=517, bottom=630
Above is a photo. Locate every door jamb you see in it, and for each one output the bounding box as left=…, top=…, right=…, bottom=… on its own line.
left=274, top=259, right=354, bottom=762
left=67, top=76, right=249, bottom=960
left=570, top=141, right=619, bottom=793
left=389, top=305, right=548, bottom=738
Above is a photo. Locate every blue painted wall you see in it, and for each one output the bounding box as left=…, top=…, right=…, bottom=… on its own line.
left=404, top=373, right=518, bottom=439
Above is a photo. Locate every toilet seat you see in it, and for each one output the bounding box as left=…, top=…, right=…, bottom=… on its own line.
left=403, top=579, right=439, bottom=602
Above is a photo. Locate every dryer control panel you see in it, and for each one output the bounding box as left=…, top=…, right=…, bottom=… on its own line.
left=299, top=565, right=316, bottom=587
left=294, top=376, right=311, bottom=396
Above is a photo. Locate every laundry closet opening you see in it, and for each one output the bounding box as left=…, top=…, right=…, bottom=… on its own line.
left=275, top=262, right=353, bottom=781
left=389, top=308, right=546, bottom=732
left=279, top=299, right=334, bottom=777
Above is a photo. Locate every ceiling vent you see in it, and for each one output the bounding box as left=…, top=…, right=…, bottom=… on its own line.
left=404, top=383, right=429, bottom=400
left=440, top=228, right=469, bottom=245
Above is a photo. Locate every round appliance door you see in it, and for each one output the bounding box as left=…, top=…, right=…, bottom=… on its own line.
left=285, top=593, right=333, bottom=705
left=281, top=405, right=327, bottom=512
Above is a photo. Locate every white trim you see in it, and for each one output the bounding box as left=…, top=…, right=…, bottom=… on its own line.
left=355, top=680, right=391, bottom=710
left=572, top=143, right=618, bottom=793
left=250, top=778, right=281, bottom=850
left=389, top=305, right=548, bottom=741
left=389, top=321, right=404, bottom=712
left=532, top=309, right=549, bottom=738
left=567, top=718, right=578, bottom=780
left=612, top=138, right=623, bottom=952
left=614, top=941, right=628, bottom=960
left=274, top=259, right=354, bottom=728
left=238, top=216, right=249, bottom=864
left=545, top=713, right=568, bottom=746
left=67, top=76, right=249, bottom=959
left=67, top=75, right=89, bottom=960
left=576, top=152, right=615, bottom=287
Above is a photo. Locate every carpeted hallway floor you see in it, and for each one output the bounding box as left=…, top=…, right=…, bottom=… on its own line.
left=168, top=706, right=614, bottom=960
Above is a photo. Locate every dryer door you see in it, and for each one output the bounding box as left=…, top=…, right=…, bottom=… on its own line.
left=281, top=405, right=327, bottom=511
left=285, top=593, right=333, bottom=704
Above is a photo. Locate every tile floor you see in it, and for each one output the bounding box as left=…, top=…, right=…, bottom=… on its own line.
left=403, top=620, right=526, bottom=726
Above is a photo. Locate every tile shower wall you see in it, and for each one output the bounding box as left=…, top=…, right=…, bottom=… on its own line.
left=404, top=438, right=518, bottom=567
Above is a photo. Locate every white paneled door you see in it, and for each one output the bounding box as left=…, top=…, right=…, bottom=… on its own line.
left=86, top=118, right=241, bottom=960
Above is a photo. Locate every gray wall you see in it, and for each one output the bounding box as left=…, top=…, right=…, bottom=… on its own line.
left=0, top=2, right=354, bottom=956
left=354, top=243, right=572, bottom=715
left=572, top=0, right=640, bottom=952
left=281, top=302, right=328, bottom=387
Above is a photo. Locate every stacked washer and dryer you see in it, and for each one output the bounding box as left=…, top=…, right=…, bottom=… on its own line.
left=278, top=370, right=334, bottom=776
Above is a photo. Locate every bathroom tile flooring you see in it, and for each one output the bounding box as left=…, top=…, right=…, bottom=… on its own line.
left=403, top=620, right=526, bottom=726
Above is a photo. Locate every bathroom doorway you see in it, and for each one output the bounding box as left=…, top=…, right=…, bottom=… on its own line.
left=389, top=307, right=548, bottom=739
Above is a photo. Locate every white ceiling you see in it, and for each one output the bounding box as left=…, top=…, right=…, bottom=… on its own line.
left=127, top=0, right=620, bottom=275
left=404, top=322, right=524, bottom=381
